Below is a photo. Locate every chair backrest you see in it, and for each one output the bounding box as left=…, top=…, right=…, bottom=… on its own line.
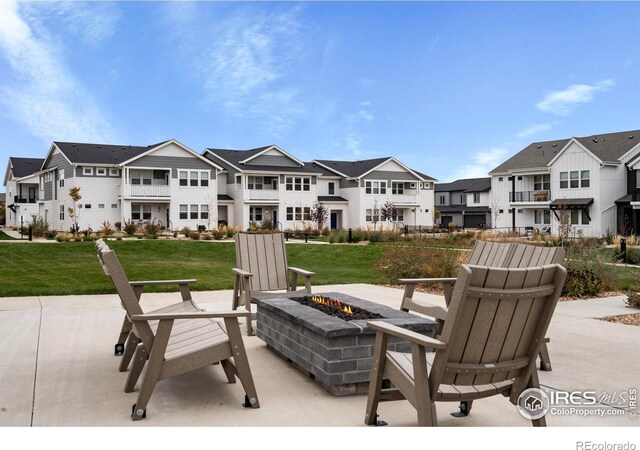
left=95, top=240, right=155, bottom=349
left=467, top=240, right=565, bottom=268
left=430, top=264, right=566, bottom=393
left=235, top=232, right=290, bottom=291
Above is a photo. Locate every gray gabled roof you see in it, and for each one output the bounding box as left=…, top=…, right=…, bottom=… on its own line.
left=9, top=157, right=45, bottom=178
left=435, top=177, right=491, bottom=193
left=314, top=157, right=436, bottom=181
left=204, top=147, right=321, bottom=174
left=490, top=129, right=640, bottom=174
left=53, top=141, right=170, bottom=165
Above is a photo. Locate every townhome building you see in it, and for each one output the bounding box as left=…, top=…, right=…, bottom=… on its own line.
left=434, top=177, right=491, bottom=228
left=3, top=157, right=45, bottom=227
left=311, top=157, right=436, bottom=230
left=489, top=129, right=640, bottom=237
left=3, top=139, right=223, bottom=231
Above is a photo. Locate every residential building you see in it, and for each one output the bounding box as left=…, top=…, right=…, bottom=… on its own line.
left=0, top=192, right=5, bottom=226
left=3, top=157, right=45, bottom=227
left=3, top=140, right=223, bottom=231
left=434, top=177, right=491, bottom=228
left=490, top=129, right=640, bottom=237
left=311, top=157, right=436, bottom=230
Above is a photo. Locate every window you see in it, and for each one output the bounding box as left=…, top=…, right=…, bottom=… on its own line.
left=132, top=204, right=151, bottom=220
left=109, top=168, right=119, bottom=176
left=517, top=209, right=523, bottom=213
left=533, top=174, right=550, bottom=191
left=249, top=207, right=263, bottom=222
left=473, top=193, right=480, bottom=204
left=200, top=205, right=208, bottom=220
left=365, top=208, right=381, bottom=222
left=200, top=172, right=209, bottom=187
left=188, top=171, right=197, bottom=187
left=582, top=209, right=590, bottom=225
left=58, top=169, right=65, bottom=188
left=131, top=170, right=141, bottom=185
left=517, top=176, right=523, bottom=181
left=98, top=204, right=105, bottom=209
left=59, top=205, right=64, bottom=220
left=397, top=209, right=404, bottom=221
left=570, top=171, right=579, bottom=188
left=40, top=176, right=44, bottom=191
left=180, top=204, right=188, bottom=219
left=83, top=167, right=93, bottom=176
left=499, top=209, right=504, bottom=214
left=534, top=209, right=551, bottom=225
left=111, top=204, right=118, bottom=209
left=365, top=181, right=386, bottom=195
left=286, top=177, right=311, bottom=191
left=392, top=182, right=404, bottom=195
left=179, top=170, right=209, bottom=187
left=499, top=177, right=503, bottom=182
left=328, top=182, right=335, bottom=195
left=287, top=207, right=310, bottom=221
left=286, top=207, right=294, bottom=221
left=179, top=171, right=188, bottom=186
left=190, top=204, right=198, bottom=219
left=85, top=204, right=92, bottom=209
left=248, top=176, right=263, bottom=190
left=421, top=182, right=431, bottom=190
left=570, top=210, right=579, bottom=225
left=560, top=172, right=568, bottom=189
left=439, top=195, right=446, bottom=205
left=581, top=170, right=590, bottom=188
left=96, top=167, right=106, bottom=176
left=459, top=194, right=465, bottom=204
left=303, top=178, right=311, bottom=191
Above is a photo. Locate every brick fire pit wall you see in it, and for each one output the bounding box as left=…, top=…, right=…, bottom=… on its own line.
left=255, top=292, right=438, bottom=396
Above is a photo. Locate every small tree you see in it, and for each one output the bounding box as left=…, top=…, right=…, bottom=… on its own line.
left=67, top=187, right=83, bottom=234
left=381, top=201, right=398, bottom=227
left=433, top=207, right=441, bottom=226
left=0, top=202, right=5, bottom=226
left=310, top=202, right=329, bottom=230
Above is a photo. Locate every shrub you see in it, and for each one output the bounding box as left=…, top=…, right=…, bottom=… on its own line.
left=563, top=269, right=602, bottom=298
left=45, top=230, right=57, bottom=239
left=28, top=215, right=50, bottom=238
left=212, top=228, right=224, bottom=240
left=626, top=290, right=640, bottom=309
left=114, top=221, right=122, bottom=232
left=260, top=217, right=274, bottom=230
left=173, top=231, right=178, bottom=238
left=123, top=220, right=137, bottom=236
left=197, top=224, right=206, bottom=233
left=376, top=244, right=463, bottom=284
left=181, top=227, right=191, bottom=238
left=190, top=232, right=201, bottom=240
left=321, top=226, right=330, bottom=236
left=144, top=220, right=160, bottom=237
left=226, top=227, right=235, bottom=239
left=201, top=233, right=212, bottom=240
left=88, top=233, right=99, bottom=241
left=101, top=221, right=113, bottom=236
left=561, top=239, right=615, bottom=297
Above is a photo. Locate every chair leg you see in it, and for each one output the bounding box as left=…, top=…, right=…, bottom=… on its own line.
left=125, top=344, right=147, bottom=393
left=365, top=332, right=389, bottom=425
left=538, top=340, right=552, bottom=371
left=452, top=400, right=473, bottom=417
left=224, top=318, right=260, bottom=408
left=528, top=369, right=547, bottom=427
left=411, top=344, right=435, bottom=426
left=220, top=359, right=237, bottom=384
left=116, top=317, right=132, bottom=356
left=119, top=332, right=139, bottom=372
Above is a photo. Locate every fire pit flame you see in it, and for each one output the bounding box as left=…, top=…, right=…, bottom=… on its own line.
left=311, top=295, right=353, bottom=316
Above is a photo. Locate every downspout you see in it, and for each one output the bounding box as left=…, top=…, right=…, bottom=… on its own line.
left=511, top=175, right=516, bottom=232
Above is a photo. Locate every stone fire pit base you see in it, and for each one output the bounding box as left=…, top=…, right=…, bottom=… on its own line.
left=255, top=292, right=438, bottom=396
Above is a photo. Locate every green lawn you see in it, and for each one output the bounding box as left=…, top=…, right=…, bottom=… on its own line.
left=0, top=240, right=385, bottom=297
left=0, top=231, right=16, bottom=240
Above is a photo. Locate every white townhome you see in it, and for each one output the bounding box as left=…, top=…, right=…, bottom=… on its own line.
left=489, top=129, right=640, bottom=237
left=3, top=157, right=45, bottom=227
left=434, top=177, right=492, bottom=228
left=311, top=157, right=436, bottom=230
left=17, top=139, right=223, bottom=232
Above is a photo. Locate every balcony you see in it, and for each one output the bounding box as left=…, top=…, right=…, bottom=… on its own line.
left=509, top=190, right=551, bottom=203
left=391, top=193, right=419, bottom=206
left=124, top=185, right=170, bottom=198
left=247, top=189, right=279, bottom=201
left=13, top=196, right=38, bottom=204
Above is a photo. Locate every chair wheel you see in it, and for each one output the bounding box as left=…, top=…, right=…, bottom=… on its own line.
left=131, top=404, right=146, bottom=419
left=115, top=343, right=124, bottom=356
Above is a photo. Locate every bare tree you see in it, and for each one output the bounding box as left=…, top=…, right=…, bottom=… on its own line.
left=490, top=196, right=503, bottom=229
left=204, top=194, right=217, bottom=231
left=310, top=201, right=329, bottom=230
left=381, top=200, right=398, bottom=228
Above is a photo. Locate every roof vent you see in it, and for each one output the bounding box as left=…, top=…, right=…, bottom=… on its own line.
left=97, top=145, right=102, bottom=148
left=630, top=136, right=635, bottom=139
left=537, top=145, right=542, bottom=149
left=552, top=144, right=557, bottom=147
left=592, top=139, right=598, bottom=143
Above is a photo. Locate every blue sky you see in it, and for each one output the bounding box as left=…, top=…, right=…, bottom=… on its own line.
left=1, top=1, right=639, bottom=185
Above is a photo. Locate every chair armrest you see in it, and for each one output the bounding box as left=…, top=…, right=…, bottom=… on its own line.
left=232, top=268, right=253, bottom=278
left=399, top=277, right=456, bottom=285
left=288, top=267, right=315, bottom=277
left=129, top=279, right=197, bottom=287
left=367, top=320, right=446, bottom=350
left=131, top=310, right=252, bottom=321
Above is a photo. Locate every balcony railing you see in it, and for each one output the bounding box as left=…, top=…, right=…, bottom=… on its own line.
left=14, top=196, right=37, bottom=204
left=248, top=189, right=279, bottom=201
left=391, top=193, right=419, bottom=205
left=124, top=185, right=170, bottom=197
left=509, top=190, right=550, bottom=203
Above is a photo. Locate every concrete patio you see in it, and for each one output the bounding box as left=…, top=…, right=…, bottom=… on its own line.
left=1, top=284, right=638, bottom=427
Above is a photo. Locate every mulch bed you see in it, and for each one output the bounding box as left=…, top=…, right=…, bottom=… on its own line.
left=599, top=313, right=640, bottom=327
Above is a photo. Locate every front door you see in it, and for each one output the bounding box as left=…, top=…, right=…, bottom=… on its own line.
left=28, top=187, right=36, bottom=202
left=272, top=210, right=278, bottom=229
left=330, top=212, right=338, bottom=230
left=166, top=208, right=170, bottom=230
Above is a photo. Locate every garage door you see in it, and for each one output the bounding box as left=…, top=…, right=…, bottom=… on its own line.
left=441, top=216, right=453, bottom=227
left=463, top=215, right=486, bottom=229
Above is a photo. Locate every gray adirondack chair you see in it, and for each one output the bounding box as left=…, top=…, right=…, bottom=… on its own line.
left=399, top=240, right=565, bottom=375
left=96, top=239, right=198, bottom=372
left=365, top=263, right=567, bottom=427
left=232, top=232, right=315, bottom=335
left=96, top=240, right=260, bottom=421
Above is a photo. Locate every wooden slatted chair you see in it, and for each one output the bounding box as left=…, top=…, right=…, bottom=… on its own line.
left=95, top=239, right=198, bottom=372
left=365, top=263, right=567, bottom=427
left=399, top=241, right=565, bottom=378
left=96, top=240, right=260, bottom=421
left=232, top=232, right=315, bottom=335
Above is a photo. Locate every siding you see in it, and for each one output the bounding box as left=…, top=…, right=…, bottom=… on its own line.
left=247, top=154, right=299, bottom=167
left=129, top=155, right=217, bottom=179
left=45, top=153, right=73, bottom=177
left=363, top=170, right=419, bottom=182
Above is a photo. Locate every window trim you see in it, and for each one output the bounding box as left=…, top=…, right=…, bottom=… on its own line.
left=96, top=167, right=107, bottom=176
left=109, top=168, right=120, bottom=177
left=83, top=167, right=94, bottom=176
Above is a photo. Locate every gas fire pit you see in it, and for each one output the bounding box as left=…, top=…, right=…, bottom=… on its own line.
left=255, top=292, right=438, bottom=396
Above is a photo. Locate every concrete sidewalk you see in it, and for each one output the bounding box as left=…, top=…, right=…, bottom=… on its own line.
left=0, top=284, right=638, bottom=427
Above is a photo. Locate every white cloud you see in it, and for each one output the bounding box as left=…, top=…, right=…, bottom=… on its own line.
left=449, top=147, right=509, bottom=181
left=197, top=7, right=306, bottom=137
left=516, top=122, right=560, bottom=139
left=360, top=78, right=376, bottom=89
left=0, top=1, right=117, bottom=143
left=536, top=79, right=615, bottom=116
left=358, top=110, right=374, bottom=121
